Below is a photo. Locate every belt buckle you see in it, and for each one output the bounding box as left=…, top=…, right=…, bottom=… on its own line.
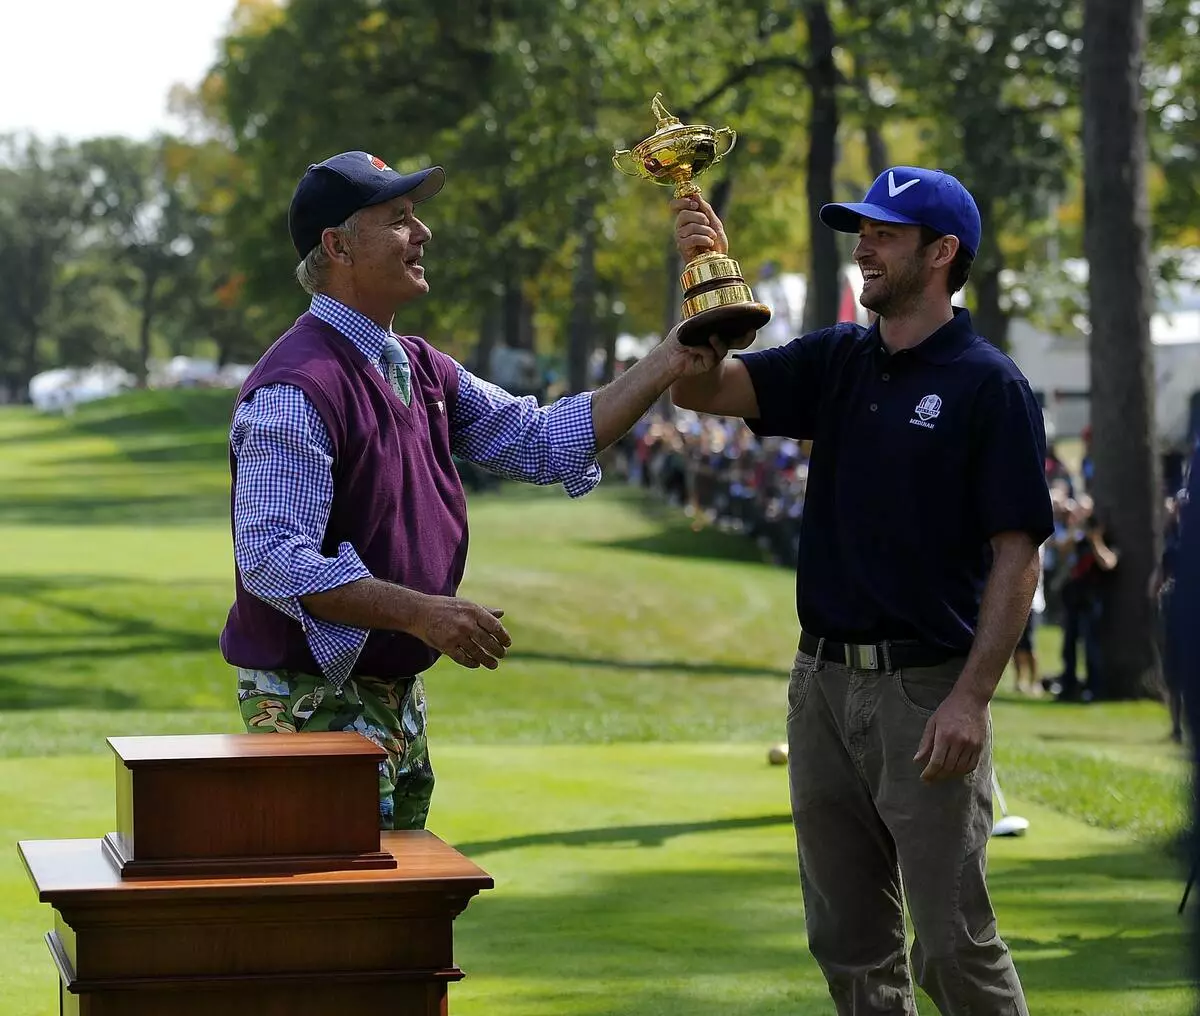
left=847, top=643, right=879, bottom=670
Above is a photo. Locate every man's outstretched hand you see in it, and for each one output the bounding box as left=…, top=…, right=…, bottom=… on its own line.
left=662, top=325, right=740, bottom=378
left=414, top=596, right=511, bottom=670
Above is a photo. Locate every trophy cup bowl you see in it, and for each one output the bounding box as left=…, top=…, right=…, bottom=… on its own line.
left=614, top=94, right=771, bottom=349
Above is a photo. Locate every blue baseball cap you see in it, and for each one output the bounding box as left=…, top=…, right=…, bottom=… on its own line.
left=819, top=167, right=981, bottom=258
left=288, top=151, right=445, bottom=258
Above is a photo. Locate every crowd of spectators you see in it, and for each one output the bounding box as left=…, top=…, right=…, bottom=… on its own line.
left=612, top=408, right=810, bottom=568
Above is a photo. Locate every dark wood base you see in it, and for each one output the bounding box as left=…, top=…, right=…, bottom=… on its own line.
left=51, top=929, right=461, bottom=1016
left=677, top=302, right=772, bottom=348
left=22, top=831, right=492, bottom=1016
left=101, top=832, right=397, bottom=878
left=58, top=978, right=455, bottom=1016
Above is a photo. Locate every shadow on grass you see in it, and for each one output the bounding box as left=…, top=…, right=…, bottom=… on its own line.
left=456, top=813, right=793, bottom=856
left=0, top=574, right=224, bottom=709
left=0, top=491, right=229, bottom=526
left=0, top=389, right=232, bottom=525
left=455, top=842, right=1190, bottom=1011
left=506, top=650, right=783, bottom=680
left=63, top=389, right=235, bottom=437
left=54, top=432, right=231, bottom=466
left=579, top=486, right=773, bottom=565
left=0, top=390, right=235, bottom=446
left=990, top=848, right=1192, bottom=995
left=458, top=864, right=821, bottom=1014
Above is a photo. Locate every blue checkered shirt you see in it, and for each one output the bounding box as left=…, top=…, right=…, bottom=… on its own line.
left=231, top=294, right=600, bottom=686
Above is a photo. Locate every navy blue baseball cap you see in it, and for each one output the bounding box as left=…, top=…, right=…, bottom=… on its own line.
left=819, top=166, right=981, bottom=258
left=288, top=151, right=445, bottom=258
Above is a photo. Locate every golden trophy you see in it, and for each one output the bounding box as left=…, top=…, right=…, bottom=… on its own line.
left=614, top=93, right=771, bottom=349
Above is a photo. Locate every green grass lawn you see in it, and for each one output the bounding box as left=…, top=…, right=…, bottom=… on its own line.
left=0, top=391, right=1194, bottom=1014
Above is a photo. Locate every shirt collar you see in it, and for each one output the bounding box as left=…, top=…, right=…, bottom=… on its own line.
left=868, top=306, right=977, bottom=365
left=309, top=294, right=392, bottom=364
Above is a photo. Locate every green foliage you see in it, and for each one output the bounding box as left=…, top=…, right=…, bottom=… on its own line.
left=0, top=135, right=94, bottom=392
left=209, top=0, right=828, bottom=364
left=0, top=134, right=256, bottom=395
left=1147, top=0, right=1200, bottom=251
left=846, top=0, right=1081, bottom=342
left=1, top=0, right=1197, bottom=384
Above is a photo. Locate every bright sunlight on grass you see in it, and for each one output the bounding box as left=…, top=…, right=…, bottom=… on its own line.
left=0, top=392, right=1193, bottom=1015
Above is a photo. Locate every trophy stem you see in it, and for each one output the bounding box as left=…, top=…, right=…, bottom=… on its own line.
left=674, top=180, right=702, bottom=199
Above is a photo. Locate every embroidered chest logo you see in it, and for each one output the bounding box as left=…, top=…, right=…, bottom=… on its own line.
left=910, top=394, right=942, bottom=430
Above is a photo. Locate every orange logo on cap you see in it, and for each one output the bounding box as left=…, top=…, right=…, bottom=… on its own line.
left=368, top=155, right=390, bottom=171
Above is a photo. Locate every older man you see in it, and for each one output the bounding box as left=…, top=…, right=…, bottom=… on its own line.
left=221, top=150, right=721, bottom=829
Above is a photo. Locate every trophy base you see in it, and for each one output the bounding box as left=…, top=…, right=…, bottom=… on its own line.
left=676, top=302, right=772, bottom=349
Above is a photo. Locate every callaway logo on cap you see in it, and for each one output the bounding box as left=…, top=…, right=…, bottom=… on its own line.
left=819, top=166, right=982, bottom=258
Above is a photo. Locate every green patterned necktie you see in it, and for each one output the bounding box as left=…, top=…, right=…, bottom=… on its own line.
left=381, top=337, right=412, bottom=407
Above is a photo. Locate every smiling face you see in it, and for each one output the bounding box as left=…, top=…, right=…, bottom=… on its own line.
left=852, top=220, right=932, bottom=318
left=325, top=196, right=433, bottom=309
left=853, top=219, right=960, bottom=318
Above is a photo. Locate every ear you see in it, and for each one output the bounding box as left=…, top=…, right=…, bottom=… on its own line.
left=930, top=234, right=960, bottom=270
left=320, top=227, right=353, bottom=265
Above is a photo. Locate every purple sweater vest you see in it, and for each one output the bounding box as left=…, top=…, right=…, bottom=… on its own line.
left=219, top=313, right=468, bottom=680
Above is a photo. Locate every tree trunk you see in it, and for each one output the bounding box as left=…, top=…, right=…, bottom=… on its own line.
left=566, top=204, right=598, bottom=394
left=802, top=1, right=841, bottom=332
left=970, top=197, right=1010, bottom=350
left=502, top=261, right=524, bottom=351
left=662, top=235, right=682, bottom=339
left=865, top=124, right=889, bottom=182
left=971, top=256, right=1010, bottom=351
left=849, top=45, right=889, bottom=179
left=471, top=301, right=499, bottom=376
left=1083, top=0, right=1160, bottom=699
left=709, top=176, right=734, bottom=220
left=18, top=323, right=40, bottom=403
left=600, top=306, right=618, bottom=385
left=137, top=267, right=159, bottom=388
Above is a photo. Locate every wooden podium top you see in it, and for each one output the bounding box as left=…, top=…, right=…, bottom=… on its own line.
left=20, top=831, right=493, bottom=905
left=107, top=732, right=385, bottom=766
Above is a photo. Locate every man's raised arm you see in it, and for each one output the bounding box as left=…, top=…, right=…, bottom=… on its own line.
left=667, top=194, right=761, bottom=419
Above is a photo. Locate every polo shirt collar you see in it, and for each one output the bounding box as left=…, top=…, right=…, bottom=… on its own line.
left=869, top=306, right=977, bottom=365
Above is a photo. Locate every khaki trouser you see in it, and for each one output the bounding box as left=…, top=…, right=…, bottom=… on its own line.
left=786, top=644, right=1028, bottom=1016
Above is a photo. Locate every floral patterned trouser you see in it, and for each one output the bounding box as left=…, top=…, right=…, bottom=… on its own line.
left=236, top=668, right=434, bottom=830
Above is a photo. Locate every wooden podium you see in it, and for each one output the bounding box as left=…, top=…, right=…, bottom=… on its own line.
left=19, top=733, right=493, bottom=1016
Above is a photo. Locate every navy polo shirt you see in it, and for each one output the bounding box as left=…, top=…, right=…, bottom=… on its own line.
left=739, top=307, right=1053, bottom=652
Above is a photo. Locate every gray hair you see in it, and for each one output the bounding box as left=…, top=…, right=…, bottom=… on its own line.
left=294, top=210, right=364, bottom=295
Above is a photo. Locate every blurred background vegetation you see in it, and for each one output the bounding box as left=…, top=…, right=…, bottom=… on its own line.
left=1, top=0, right=1196, bottom=398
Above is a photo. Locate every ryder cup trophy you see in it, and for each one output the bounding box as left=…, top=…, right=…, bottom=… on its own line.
left=613, top=93, right=771, bottom=349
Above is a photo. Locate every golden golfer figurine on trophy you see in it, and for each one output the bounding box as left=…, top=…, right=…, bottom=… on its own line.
left=613, top=93, right=771, bottom=349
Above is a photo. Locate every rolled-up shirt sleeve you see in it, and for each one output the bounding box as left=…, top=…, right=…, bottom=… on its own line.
left=231, top=384, right=371, bottom=681
left=448, top=363, right=601, bottom=497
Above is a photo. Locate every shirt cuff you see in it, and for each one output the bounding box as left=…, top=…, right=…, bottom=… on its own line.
left=292, top=541, right=371, bottom=686
left=242, top=540, right=372, bottom=688
left=550, top=392, right=602, bottom=497
left=301, top=616, right=368, bottom=689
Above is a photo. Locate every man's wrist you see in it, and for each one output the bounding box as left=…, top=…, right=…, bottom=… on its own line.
left=401, top=588, right=435, bottom=636
left=952, top=671, right=996, bottom=710
left=645, top=336, right=687, bottom=384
